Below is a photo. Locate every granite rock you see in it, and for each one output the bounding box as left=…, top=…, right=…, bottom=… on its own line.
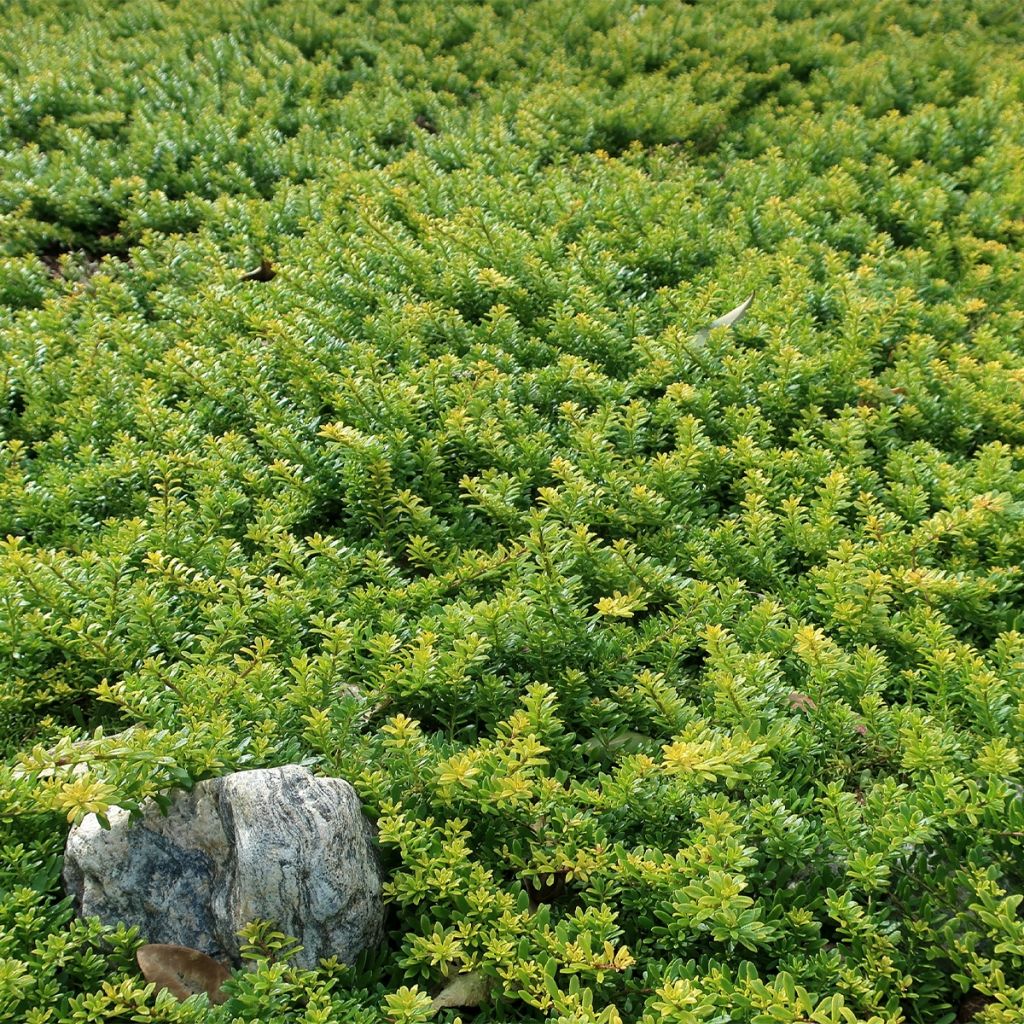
left=63, top=765, right=384, bottom=968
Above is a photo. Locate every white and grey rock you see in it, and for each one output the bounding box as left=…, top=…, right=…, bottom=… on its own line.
left=63, top=765, right=384, bottom=969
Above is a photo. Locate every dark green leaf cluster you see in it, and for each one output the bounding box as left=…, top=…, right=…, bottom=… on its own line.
left=1, top=1, right=1023, bottom=1022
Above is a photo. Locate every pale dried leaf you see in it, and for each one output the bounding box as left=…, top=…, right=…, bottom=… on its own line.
left=692, top=293, right=755, bottom=345
left=137, top=943, right=230, bottom=1005
left=430, top=970, right=493, bottom=1011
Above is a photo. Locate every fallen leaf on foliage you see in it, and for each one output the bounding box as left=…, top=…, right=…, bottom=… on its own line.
left=430, top=970, right=494, bottom=1011
left=787, top=691, right=817, bottom=712
left=692, top=293, right=754, bottom=345
left=240, top=259, right=276, bottom=282
left=136, top=943, right=230, bottom=1005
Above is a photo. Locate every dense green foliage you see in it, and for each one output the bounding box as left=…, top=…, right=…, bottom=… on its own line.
left=2, top=0, right=1024, bottom=1021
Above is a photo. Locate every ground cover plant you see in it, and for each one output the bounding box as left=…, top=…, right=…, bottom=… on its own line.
left=2, top=0, right=1024, bottom=1021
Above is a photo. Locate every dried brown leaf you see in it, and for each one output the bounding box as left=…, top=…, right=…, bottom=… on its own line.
left=787, top=691, right=817, bottom=712
left=136, top=943, right=230, bottom=1005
